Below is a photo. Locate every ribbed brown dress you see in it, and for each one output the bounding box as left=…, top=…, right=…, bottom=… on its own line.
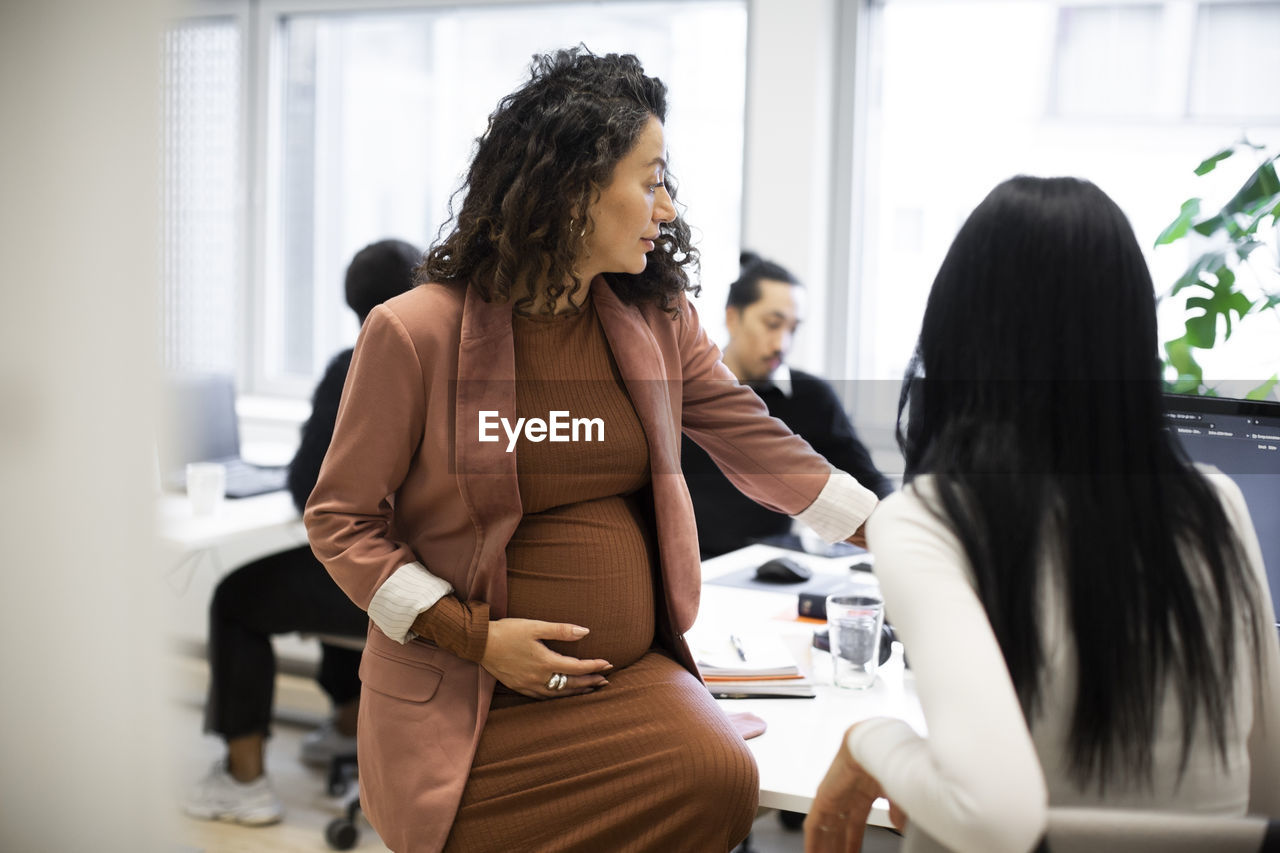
left=440, top=296, right=759, bottom=852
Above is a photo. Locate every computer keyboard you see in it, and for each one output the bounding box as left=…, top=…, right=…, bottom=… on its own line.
left=221, top=460, right=289, bottom=498
left=168, top=458, right=288, bottom=499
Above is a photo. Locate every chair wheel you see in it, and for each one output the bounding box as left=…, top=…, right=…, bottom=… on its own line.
left=325, top=816, right=359, bottom=850
left=327, top=753, right=359, bottom=798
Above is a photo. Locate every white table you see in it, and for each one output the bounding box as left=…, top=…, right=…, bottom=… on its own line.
left=156, top=503, right=926, bottom=826
left=157, top=489, right=305, bottom=555
left=702, top=544, right=926, bottom=825
left=156, top=490, right=309, bottom=650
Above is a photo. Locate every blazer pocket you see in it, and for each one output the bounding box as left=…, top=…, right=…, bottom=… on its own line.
left=360, top=645, right=445, bottom=703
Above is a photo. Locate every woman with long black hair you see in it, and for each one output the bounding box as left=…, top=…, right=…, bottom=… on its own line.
left=806, top=176, right=1280, bottom=853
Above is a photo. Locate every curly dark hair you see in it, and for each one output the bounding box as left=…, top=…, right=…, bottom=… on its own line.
left=418, top=46, right=699, bottom=317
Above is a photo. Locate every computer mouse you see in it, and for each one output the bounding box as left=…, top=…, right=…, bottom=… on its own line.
left=754, top=556, right=813, bottom=584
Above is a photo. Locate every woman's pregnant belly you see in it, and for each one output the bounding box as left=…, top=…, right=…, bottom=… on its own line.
left=504, top=492, right=657, bottom=670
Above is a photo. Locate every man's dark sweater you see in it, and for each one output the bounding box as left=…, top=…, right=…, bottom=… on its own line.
left=286, top=349, right=352, bottom=513
left=682, top=368, right=894, bottom=558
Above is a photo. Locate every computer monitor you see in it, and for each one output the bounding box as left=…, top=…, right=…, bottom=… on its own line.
left=160, top=373, right=242, bottom=477
left=1164, top=393, right=1280, bottom=629
left=158, top=373, right=288, bottom=498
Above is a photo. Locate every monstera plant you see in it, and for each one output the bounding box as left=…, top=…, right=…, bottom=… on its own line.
left=1156, top=139, right=1280, bottom=400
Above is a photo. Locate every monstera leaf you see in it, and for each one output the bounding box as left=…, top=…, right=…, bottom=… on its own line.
left=1156, top=140, right=1280, bottom=399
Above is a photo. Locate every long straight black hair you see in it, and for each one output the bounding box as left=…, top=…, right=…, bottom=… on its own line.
left=898, top=176, right=1262, bottom=789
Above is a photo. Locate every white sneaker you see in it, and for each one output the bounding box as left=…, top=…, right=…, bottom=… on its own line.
left=183, top=761, right=284, bottom=826
left=300, top=720, right=358, bottom=767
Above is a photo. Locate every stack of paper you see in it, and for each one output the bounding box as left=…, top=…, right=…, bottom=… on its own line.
left=692, top=631, right=815, bottom=698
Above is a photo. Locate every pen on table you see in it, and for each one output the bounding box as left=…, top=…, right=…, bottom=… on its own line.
left=729, top=633, right=747, bottom=662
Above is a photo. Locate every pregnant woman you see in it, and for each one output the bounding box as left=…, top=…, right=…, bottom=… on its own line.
left=306, top=47, right=879, bottom=853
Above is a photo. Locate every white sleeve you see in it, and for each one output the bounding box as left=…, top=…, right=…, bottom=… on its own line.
left=1202, top=468, right=1280, bottom=816
left=850, top=487, right=1047, bottom=853
left=793, top=468, right=879, bottom=543
left=367, top=561, right=453, bottom=645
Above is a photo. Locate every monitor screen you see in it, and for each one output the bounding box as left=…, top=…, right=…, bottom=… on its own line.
left=1164, top=394, right=1280, bottom=628
left=159, top=373, right=242, bottom=477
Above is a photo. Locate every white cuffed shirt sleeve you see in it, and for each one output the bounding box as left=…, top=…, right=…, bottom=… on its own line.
left=793, top=468, right=879, bottom=542
left=367, top=561, right=454, bottom=645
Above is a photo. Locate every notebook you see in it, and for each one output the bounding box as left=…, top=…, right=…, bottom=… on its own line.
left=688, top=627, right=816, bottom=698
left=160, top=373, right=289, bottom=499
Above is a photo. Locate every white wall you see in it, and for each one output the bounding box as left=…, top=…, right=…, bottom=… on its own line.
left=741, top=0, right=839, bottom=375
left=741, top=1, right=902, bottom=473
left=0, top=1, right=171, bottom=848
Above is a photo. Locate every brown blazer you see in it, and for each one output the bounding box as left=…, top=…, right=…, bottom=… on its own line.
left=305, top=275, right=873, bottom=852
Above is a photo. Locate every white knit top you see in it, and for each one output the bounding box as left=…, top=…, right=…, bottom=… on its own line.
left=852, top=465, right=1280, bottom=853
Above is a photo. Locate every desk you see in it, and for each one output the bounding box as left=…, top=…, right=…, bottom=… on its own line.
left=157, top=490, right=308, bottom=652
left=157, top=489, right=305, bottom=556
left=156, top=506, right=925, bottom=827
left=703, top=544, right=926, bottom=826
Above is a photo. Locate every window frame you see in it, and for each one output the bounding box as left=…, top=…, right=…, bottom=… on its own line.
left=241, top=0, right=771, bottom=401
left=174, top=0, right=1280, bottom=439
left=842, top=0, right=1280, bottom=473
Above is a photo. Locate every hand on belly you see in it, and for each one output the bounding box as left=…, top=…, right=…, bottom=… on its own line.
left=480, top=617, right=613, bottom=699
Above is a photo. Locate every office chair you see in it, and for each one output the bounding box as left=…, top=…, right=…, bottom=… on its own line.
left=1037, top=807, right=1280, bottom=853
left=905, top=808, right=1279, bottom=853
left=312, top=632, right=366, bottom=851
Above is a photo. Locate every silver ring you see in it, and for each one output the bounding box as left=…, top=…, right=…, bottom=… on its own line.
left=546, top=673, right=567, bottom=691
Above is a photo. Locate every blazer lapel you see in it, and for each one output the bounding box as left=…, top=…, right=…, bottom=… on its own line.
left=592, top=278, right=681, bottom=468
left=593, top=279, right=702, bottom=625
left=454, top=287, right=522, bottom=613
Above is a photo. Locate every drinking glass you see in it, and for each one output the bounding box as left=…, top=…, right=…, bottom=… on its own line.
left=826, top=588, right=884, bottom=689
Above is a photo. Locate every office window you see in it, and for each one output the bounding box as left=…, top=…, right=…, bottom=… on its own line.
left=1189, top=2, right=1280, bottom=119
left=853, top=0, right=1280, bottom=387
left=1050, top=5, right=1166, bottom=119
left=257, top=1, right=748, bottom=396
left=160, top=16, right=243, bottom=375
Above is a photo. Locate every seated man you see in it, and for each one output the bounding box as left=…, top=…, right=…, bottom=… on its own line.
left=683, top=252, right=894, bottom=558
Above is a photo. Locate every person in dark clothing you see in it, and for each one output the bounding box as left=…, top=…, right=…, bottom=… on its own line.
left=184, top=238, right=422, bottom=826
left=682, top=252, right=894, bottom=559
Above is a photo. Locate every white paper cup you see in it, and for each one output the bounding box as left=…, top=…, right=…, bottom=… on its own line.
left=186, top=462, right=226, bottom=516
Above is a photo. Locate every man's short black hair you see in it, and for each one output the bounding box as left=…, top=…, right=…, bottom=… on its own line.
left=345, top=239, right=422, bottom=324
left=726, top=251, right=801, bottom=310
